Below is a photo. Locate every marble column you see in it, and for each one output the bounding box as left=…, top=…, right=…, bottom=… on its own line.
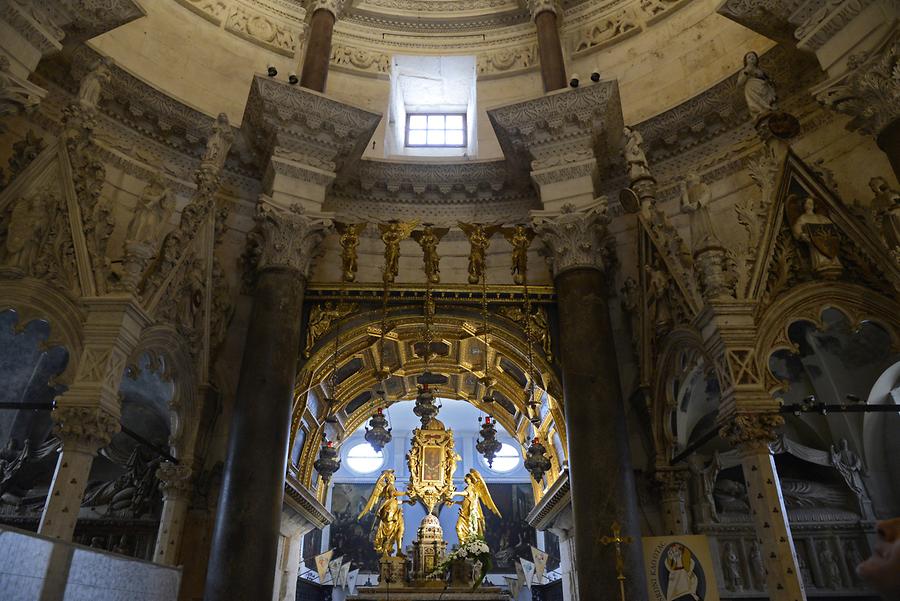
left=534, top=202, right=648, bottom=601
left=656, top=467, right=689, bottom=536
left=203, top=200, right=329, bottom=601
left=722, top=414, right=807, bottom=601
left=153, top=462, right=193, bottom=565
left=300, top=0, right=343, bottom=92
left=528, top=0, right=567, bottom=92
left=39, top=298, right=149, bottom=541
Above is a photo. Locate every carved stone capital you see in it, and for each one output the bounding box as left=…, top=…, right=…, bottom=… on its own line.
left=310, top=0, right=347, bottom=19
left=655, top=467, right=689, bottom=497
left=157, top=462, right=193, bottom=499
left=532, top=199, right=612, bottom=276
left=244, top=198, right=332, bottom=278
left=526, top=0, right=560, bottom=19
left=719, top=413, right=784, bottom=453
left=52, top=406, right=119, bottom=453
left=816, top=30, right=899, bottom=137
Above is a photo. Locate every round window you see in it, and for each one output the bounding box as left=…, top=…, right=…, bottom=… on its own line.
left=482, top=443, right=521, bottom=473
left=345, top=442, right=385, bottom=474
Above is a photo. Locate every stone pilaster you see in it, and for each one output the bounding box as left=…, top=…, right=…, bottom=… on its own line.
left=532, top=205, right=648, bottom=601
left=153, top=462, right=193, bottom=566
left=721, top=413, right=807, bottom=601
left=39, top=297, right=150, bottom=541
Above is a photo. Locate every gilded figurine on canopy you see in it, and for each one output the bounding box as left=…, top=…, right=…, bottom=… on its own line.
left=358, top=469, right=413, bottom=557
left=450, top=469, right=501, bottom=543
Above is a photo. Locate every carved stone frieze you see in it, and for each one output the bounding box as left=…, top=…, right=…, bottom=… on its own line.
left=477, top=43, right=537, bottom=77
left=243, top=198, right=331, bottom=279
left=571, top=5, right=638, bottom=55
left=795, top=0, right=878, bottom=50
left=330, top=44, right=390, bottom=74
left=531, top=198, right=613, bottom=276
left=2, top=0, right=65, bottom=55
left=172, top=0, right=228, bottom=24
left=717, top=0, right=808, bottom=43
left=225, top=2, right=302, bottom=57
left=39, top=0, right=146, bottom=42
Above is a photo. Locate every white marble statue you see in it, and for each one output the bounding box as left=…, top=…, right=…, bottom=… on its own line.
left=680, top=172, right=720, bottom=252
left=722, top=541, right=744, bottom=591
left=126, top=172, right=175, bottom=245
left=737, top=51, right=777, bottom=120
left=201, top=112, right=234, bottom=172
left=77, top=58, right=112, bottom=111
left=830, top=438, right=868, bottom=501
left=623, top=125, right=651, bottom=182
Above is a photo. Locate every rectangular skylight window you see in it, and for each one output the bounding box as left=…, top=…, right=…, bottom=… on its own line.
left=405, top=113, right=467, bottom=148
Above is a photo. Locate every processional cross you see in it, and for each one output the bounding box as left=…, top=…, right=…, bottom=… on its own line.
left=599, top=521, right=633, bottom=601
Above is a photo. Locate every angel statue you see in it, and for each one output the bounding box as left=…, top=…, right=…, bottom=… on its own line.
left=459, top=223, right=498, bottom=285
left=412, top=224, right=449, bottom=284
left=502, top=224, right=534, bottom=285
left=378, top=220, right=418, bottom=284
left=450, top=469, right=501, bottom=544
left=358, top=469, right=413, bottom=557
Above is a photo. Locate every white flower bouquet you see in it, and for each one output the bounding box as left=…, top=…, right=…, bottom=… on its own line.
left=430, top=536, right=493, bottom=588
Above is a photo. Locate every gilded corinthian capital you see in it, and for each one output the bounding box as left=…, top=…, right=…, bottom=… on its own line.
left=243, top=197, right=332, bottom=281
left=531, top=198, right=612, bottom=277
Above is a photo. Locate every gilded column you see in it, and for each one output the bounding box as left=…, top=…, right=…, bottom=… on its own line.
left=533, top=200, right=649, bottom=601
left=527, top=0, right=567, bottom=92
left=153, top=462, right=193, bottom=566
left=203, top=199, right=330, bottom=601
left=300, top=0, right=345, bottom=92
left=721, top=413, right=806, bottom=601
left=38, top=299, right=149, bottom=541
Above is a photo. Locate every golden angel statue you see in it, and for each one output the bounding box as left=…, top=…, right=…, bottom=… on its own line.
left=379, top=220, right=418, bottom=283
left=358, top=469, right=412, bottom=557
left=501, top=224, right=534, bottom=285
left=459, top=223, right=499, bottom=284
left=450, top=469, right=501, bottom=544
left=335, top=222, right=366, bottom=282
left=411, top=224, right=449, bottom=284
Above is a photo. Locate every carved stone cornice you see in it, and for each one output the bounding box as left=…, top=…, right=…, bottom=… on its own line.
left=487, top=81, right=624, bottom=178
left=51, top=405, right=119, bottom=453
left=41, top=0, right=146, bottom=43
left=526, top=469, right=570, bottom=530
left=156, top=462, right=193, bottom=499
left=531, top=198, right=612, bottom=276
left=0, top=0, right=64, bottom=55
left=530, top=150, right=597, bottom=186
left=241, top=75, right=381, bottom=176
left=795, top=0, right=881, bottom=51
left=716, top=0, right=808, bottom=43
left=244, top=197, right=332, bottom=278
left=815, top=30, right=899, bottom=137
left=284, top=474, right=333, bottom=529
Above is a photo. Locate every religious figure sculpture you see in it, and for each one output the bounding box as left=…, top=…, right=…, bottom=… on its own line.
left=645, top=264, right=672, bottom=333
left=412, top=225, right=448, bottom=284
left=459, top=223, right=498, bottom=284
left=737, top=51, right=777, bottom=120
left=680, top=172, right=720, bottom=252
left=335, top=221, right=365, bottom=282
left=869, top=176, right=900, bottom=253
left=450, top=469, right=501, bottom=544
left=4, top=191, right=49, bottom=269
left=77, top=58, right=112, bottom=111
left=378, top=220, right=417, bottom=283
left=688, top=451, right=721, bottom=522
left=664, top=543, right=699, bottom=601
left=358, top=469, right=411, bottom=557
left=789, top=195, right=842, bottom=277
left=830, top=438, right=868, bottom=502
left=817, top=541, right=843, bottom=588
left=126, top=172, right=174, bottom=245
left=722, top=541, right=744, bottom=591
left=82, top=447, right=161, bottom=518
left=305, top=301, right=354, bottom=358
left=502, top=224, right=534, bottom=285
left=748, top=541, right=766, bottom=588
left=844, top=540, right=864, bottom=584
left=623, top=125, right=651, bottom=182
left=201, top=113, right=234, bottom=173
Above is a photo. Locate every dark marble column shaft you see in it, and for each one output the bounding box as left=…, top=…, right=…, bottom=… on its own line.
left=534, top=10, right=567, bottom=93
left=555, top=267, right=648, bottom=601
left=877, top=118, right=900, bottom=182
left=203, top=268, right=306, bottom=601
left=300, top=9, right=335, bottom=93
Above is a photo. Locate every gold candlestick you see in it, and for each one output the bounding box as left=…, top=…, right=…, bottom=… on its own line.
left=599, top=521, right=633, bottom=601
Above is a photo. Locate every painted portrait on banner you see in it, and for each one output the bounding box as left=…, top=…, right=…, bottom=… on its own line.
left=643, top=535, right=720, bottom=601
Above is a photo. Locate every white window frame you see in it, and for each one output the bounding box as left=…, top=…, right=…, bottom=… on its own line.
left=405, top=113, right=467, bottom=148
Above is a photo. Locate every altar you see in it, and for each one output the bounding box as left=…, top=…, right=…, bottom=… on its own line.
left=350, top=585, right=510, bottom=600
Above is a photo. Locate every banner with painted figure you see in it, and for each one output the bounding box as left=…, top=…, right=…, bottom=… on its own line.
left=314, top=549, right=333, bottom=583
left=642, top=535, right=720, bottom=601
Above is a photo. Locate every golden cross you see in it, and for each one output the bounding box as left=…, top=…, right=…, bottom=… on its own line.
left=599, top=521, right=633, bottom=601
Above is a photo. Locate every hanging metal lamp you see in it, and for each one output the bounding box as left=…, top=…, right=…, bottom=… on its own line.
left=476, top=415, right=503, bottom=467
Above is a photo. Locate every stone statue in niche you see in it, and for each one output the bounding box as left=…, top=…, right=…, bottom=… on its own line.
left=644, top=264, right=672, bottom=333
left=688, top=452, right=721, bottom=522
left=738, top=51, right=777, bottom=121
left=680, top=172, right=720, bottom=252
left=77, top=58, right=112, bottom=111
left=817, top=541, right=843, bottom=589
left=748, top=541, right=766, bottom=588
left=4, top=191, right=50, bottom=269
left=200, top=112, right=234, bottom=173
left=788, top=194, right=842, bottom=277
left=868, top=176, right=900, bottom=253
left=844, top=540, right=864, bottom=584
left=721, top=542, right=744, bottom=591
left=623, top=126, right=651, bottom=183
left=830, top=438, right=869, bottom=502
left=126, top=171, right=174, bottom=246
left=798, top=551, right=813, bottom=585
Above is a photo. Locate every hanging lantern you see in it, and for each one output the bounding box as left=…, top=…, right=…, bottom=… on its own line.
left=524, top=437, right=551, bottom=483
left=313, top=436, right=341, bottom=484
left=364, top=408, right=393, bottom=452
left=476, top=416, right=503, bottom=468
left=413, top=383, right=440, bottom=427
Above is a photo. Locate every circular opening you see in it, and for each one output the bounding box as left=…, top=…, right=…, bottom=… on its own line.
left=482, top=442, right=520, bottom=473
left=345, top=442, right=385, bottom=474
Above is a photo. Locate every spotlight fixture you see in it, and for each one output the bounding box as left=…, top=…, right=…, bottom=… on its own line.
left=476, top=415, right=503, bottom=468
left=267, top=65, right=278, bottom=77
left=569, top=73, right=580, bottom=88
left=524, top=437, right=552, bottom=482
left=288, top=73, right=298, bottom=85
left=590, top=70, right=601, bottom=82
left=364, top=408, right=393, bottom=453
left=313, top=435, right=341, bottom=484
